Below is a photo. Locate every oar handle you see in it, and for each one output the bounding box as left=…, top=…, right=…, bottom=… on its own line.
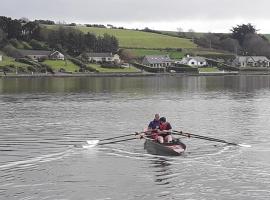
left=172, top=130, right=239, bottom=146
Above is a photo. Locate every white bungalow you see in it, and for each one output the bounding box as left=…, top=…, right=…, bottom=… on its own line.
left=180, top=56, right=207, bottom=67
left=85, top=52, right=120, bottom=63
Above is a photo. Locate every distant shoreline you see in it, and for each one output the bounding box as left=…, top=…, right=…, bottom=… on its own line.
left=1, top=71, right=270, bottom=78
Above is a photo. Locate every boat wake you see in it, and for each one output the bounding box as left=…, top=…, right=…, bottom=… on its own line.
left=0, top=148, right=74, bottom=170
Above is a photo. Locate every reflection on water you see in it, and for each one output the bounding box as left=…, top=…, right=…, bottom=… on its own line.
left=1, top=75, right=270, bottom=200
left=150, top=157, right=172, bottom=185
left=1, top=75, right=270, bottom=94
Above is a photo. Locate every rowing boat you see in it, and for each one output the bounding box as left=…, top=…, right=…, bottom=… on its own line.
left=144, top=138, right=186, bottom=156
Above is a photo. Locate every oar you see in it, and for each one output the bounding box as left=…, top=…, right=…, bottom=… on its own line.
left=86, top=133, right=138, bottom=145
left=100, top=133, right=138, bottom=142
left=172, top=130, right=251, bottom=147
left=98, top=137, right=138, bottom=145
left=83, top=137, right=138, bottom=148
left=85, top=132, right=143, bottom=148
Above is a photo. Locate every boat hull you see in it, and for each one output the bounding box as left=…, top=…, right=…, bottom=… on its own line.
left=144, top=139, right=186, bottom=156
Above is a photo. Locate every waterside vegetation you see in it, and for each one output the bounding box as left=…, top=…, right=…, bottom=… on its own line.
left=1, top=17, right=270, bottom=76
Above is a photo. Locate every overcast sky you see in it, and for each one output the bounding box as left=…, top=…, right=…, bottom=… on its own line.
left=1, top=0, right=270, bottom=33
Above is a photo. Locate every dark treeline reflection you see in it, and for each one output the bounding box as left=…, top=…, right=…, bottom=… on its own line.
left=1, top=75, right=270, bottom=94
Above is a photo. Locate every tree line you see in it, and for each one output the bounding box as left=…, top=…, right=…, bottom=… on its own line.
left=0, top=16, right=119, bottom=56
left=195, top=23, right=270, bottom=58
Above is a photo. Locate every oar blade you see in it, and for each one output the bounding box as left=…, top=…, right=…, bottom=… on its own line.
left=238, top=143, right=252, bottom=148
left=84, top=140, right=100, bottom=148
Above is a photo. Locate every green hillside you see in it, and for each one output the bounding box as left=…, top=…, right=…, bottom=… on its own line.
left=42, top=60, right=80, bottom=72
left=264, top=34, right=270, bottom=41
left=46, top=25, right=197, bottom=49
left=0, top=55, right=29, bottom=68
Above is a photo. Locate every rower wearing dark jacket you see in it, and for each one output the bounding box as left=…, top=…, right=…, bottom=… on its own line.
left=147, top=114, right=161, bottom=141
left=148, top=113, right=160, bottom=132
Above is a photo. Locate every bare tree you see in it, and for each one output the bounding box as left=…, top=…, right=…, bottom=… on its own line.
left=177, top=27, right=184, bottom=37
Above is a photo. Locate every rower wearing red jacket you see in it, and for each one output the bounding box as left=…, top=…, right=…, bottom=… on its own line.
left=147, top=114, right=173, bottom=143
left=158, top=117, right=173, bottom=143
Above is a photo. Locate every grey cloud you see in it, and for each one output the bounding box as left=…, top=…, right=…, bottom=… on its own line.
left=1, top=0, right=270, bottom=31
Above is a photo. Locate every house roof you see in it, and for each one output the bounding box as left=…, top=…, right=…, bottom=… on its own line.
left=187, top=56, right=206, bottom=62
left=85, top=52, right=113, bottom=58
left=143, top=55, right=172, bottom=64
left=235, top=56, right=270, bottom=63
left=17, top=49, right=53, bottom=56
left=50, top=51, right=64, bottom=56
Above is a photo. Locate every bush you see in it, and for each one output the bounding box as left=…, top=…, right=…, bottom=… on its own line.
left=167, top=66, right=198, bottom=73
left=27, top=66, right=36, bottom=72
left=198, top=53, right=235, bottom=61
left=59, top=68, right=66, bottom=72
left=9, top=39, right=22, bottom=48
left=69, top=57, right=97, bottom=72
left=29, top=39, right=46, bottom=50
left=38, top=56, right=48, bottom=62
left=41, top=63, right=54, bottom=74
left=3, top=44, right=22, bottom=58
left=101, top=63, right=124, bottom=69
left=2, top=66, right=12, bottom=72
left=16, top=58, right=42, bottom=67
left=18, top=67, right=26, bottom=73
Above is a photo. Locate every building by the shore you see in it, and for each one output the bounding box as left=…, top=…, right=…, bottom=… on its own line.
left=232, top=56, right=270, bottom=68
left=15, top=49, right=65, bottom=61
left=142, top=55, right=173, bottom=68
left=179, top=56, right=208, bottom=67
left=84, top=52, right=120, bottom=63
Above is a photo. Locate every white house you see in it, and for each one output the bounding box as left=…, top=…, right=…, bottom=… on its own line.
left=16, top=49, right=65, bottom=61
left=85, top=52, right=120, bottom=63
left=232, top=56, right=270, bottom=68
left=142, top=55, right=173, bottom=68
left=49, top=51, right=65, bottom=60
left=180, top=56, right=207, bottom=67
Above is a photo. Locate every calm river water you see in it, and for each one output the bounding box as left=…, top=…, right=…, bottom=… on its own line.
left=0, top=75, right=270, bottom=200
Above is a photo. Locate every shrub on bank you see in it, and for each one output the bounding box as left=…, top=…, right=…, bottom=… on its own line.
left=167, top=66, right=198, bottom=73
left=69, top=57, right=97, bottom=72
left=100, top=63, right=124, bottom=69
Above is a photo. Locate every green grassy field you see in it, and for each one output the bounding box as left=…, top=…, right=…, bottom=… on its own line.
left=128, top=48, right=185, bottom=59
left=43, top=60, right=80, bottom=72
left=0, top=56, right=29, bottom=68
left=198, top=67, right=220, bottom=72
left=264, top=34, right=270, bottom=41
left=160, top=30, right=205, bottom=38
left=89, top=63, right=140, bottom=73
left=46, top=25, right=197, bottom=49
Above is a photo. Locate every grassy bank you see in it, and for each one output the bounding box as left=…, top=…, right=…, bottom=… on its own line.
left=128, top=48, right=185, bottom=59
left=42, top=60, right=80, bottom=72
left=46, top=25, right=197, bottom=49
left=198, top=67, right=220, bottom=72
left=0, top=56, right=29, bottom=68
left=89, top=63, right=140, bottom=73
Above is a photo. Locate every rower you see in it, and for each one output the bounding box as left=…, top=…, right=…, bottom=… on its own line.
left=158, top=117, right=173, bottom=143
